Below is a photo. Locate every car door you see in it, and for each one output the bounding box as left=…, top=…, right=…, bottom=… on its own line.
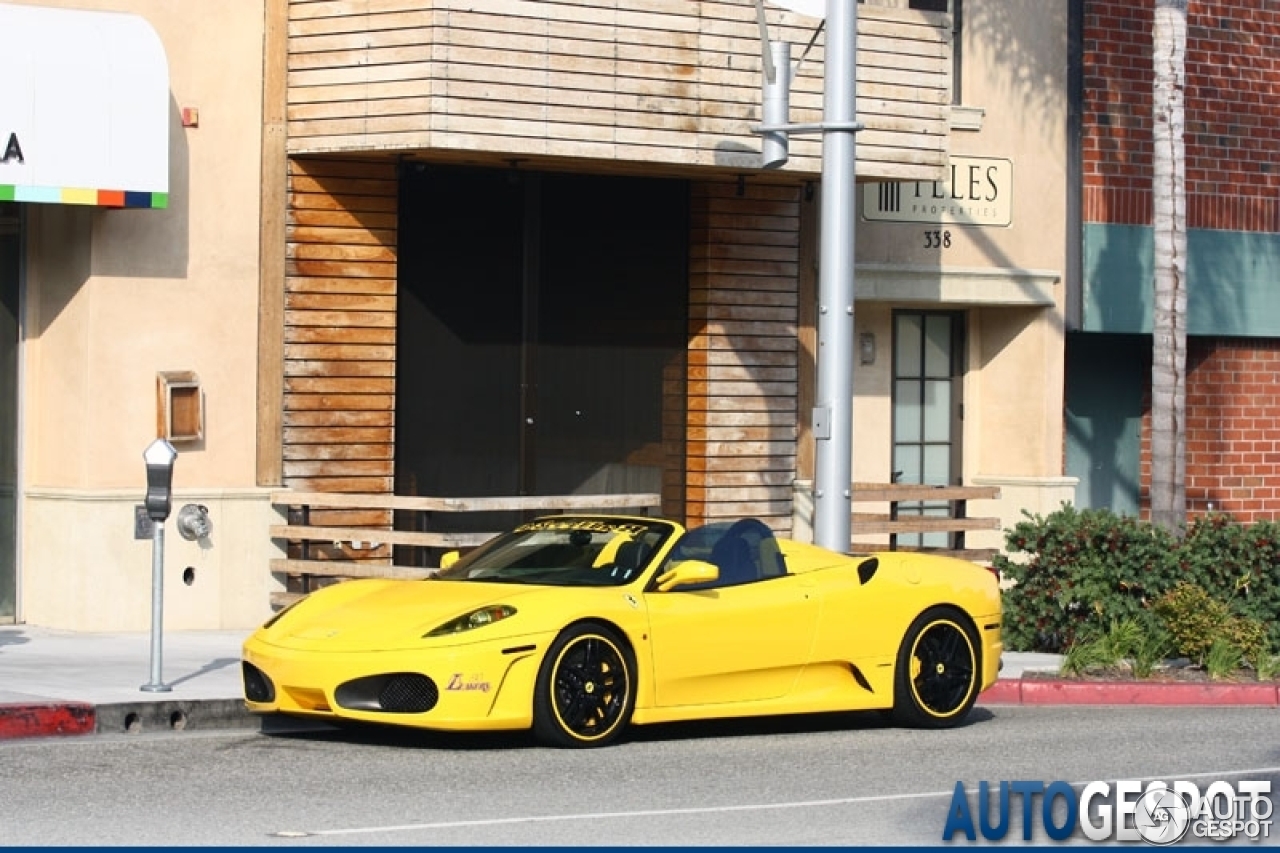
left=644, top=574, right=820, bottom=707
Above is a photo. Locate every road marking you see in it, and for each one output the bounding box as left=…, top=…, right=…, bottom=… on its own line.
left=277, top=766, right=1280, bottom=839
left=277, top=790, right=955, bottom=837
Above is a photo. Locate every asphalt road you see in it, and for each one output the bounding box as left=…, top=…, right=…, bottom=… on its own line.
left=2, top=706, right=1277, bottom=846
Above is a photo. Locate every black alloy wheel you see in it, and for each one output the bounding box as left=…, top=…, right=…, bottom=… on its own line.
left=892, top=607, right=980, bottom=728
left=533, top=624, right=635, bottom=748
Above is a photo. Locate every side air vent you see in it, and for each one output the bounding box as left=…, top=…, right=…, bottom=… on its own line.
left=857, top=557, right=880, bottom=585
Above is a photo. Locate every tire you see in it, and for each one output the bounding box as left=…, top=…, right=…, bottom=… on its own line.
left=533, top=623, right=636, bottom=748
left=892, top=607, right=980, bottom=729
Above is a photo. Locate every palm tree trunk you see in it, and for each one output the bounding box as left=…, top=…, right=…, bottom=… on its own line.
left=1150, top=0, right=1187, bottom=532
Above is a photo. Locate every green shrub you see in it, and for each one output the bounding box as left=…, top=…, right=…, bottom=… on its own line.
left=1057, top=616, right=1172, bottom=678
left=1179, top=514, right=1280, bottom=649
left=1151, top=583, right=1230, bottom=661
left=997, top=505, right=1179, bottom=652
left=1222, top=615, right=1267, bottom=666
left=1203, top=638, right=1244, bottom=681
left=1058, top=633, right=1112, bottom=677
left=998, top=506, right=1280, bottom=654
left=1255, top=652, right=1280, bottom=681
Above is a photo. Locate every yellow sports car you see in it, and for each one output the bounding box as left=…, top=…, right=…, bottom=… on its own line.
left=242, top=515, right=1002, bottom=747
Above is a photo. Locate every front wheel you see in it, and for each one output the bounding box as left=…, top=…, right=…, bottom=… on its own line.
left=533, top=624, right=636, bottom=748
left=892, top=607, right=980, bottom=728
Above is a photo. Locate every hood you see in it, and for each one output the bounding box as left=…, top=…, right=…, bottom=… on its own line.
left=261, top=579, right=551, bottom=652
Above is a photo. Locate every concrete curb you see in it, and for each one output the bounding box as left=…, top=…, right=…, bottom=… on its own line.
left=4, top=676, right=1277, bottom=742
left=93, top=699, right=260, bottom=736
left=980, top=678, right=1280, bottom=707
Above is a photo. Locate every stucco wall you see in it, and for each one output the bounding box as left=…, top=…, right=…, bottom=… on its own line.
left=21, top=489, right=282, bottom=630
left=15, top=1, right=269, bottom=629
left=849, top=0, right=1074, bottom=517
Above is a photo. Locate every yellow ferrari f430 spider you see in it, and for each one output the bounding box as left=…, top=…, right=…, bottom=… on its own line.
left=242, top=515, right=1003, bottom=747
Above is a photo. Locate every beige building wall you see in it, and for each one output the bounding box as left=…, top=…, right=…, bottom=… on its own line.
left=816, top=0, right=1078, bottom=550
left=15, top=0, right=281, bottom=630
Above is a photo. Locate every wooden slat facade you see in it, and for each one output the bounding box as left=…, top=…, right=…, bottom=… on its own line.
left=284, top=156, right=400, bottom=567
left=284, top=0, right=951, bottom=180
left=686, top=180, right=801, bottom=533
left=270, top=2, right=954, bottom=556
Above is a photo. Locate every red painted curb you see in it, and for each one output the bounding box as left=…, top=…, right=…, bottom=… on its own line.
left=0, top=703, right=96, bottom=739
left=978, top=680, right=1023, bottom=704
left=978, top=678, right=1280, bottom=707
left=1021, top=679, right=1280, bottom=706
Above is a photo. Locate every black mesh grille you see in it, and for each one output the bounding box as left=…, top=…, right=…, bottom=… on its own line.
left=379, top=675, right=439, bottom=713
left=242, top=661, right=275, bottom=703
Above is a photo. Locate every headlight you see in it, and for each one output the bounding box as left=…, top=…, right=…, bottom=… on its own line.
left=425, top=605, right=517, bottom=637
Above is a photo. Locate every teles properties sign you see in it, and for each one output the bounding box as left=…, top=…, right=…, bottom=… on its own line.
left=863, top=156, right=1012, bottom=227
left=0, top=3, right=169, bottom=208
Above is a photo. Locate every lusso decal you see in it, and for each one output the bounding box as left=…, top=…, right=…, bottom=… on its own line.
left=447, top=673, right=492, bottom=693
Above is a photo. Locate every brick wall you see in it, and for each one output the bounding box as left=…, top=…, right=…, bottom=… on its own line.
left=1139, top=338, right=1280, bottom=522
left=1082, top=0, right=1280, bottom=232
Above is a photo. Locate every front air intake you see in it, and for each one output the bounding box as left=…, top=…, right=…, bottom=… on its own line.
left=242, top=661, right=275, bottom=703
left=380, top=674, right=439, bottom=713
left=335, top=673, right=439, bottom=714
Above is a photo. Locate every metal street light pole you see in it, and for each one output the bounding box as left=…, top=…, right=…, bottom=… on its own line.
left=811, top=0, right=857, bottom=552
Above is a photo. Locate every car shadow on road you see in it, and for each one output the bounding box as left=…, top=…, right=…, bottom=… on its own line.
left=624, top=706, right=996, bottom=745
left=255, top=706, right=996, bottom=752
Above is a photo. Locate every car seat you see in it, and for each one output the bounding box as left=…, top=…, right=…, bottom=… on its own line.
left=609, top=540, right=648, bottom=581
left=709, top=531, right=758, bottom=586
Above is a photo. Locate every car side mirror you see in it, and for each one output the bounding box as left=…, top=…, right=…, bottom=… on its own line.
left=655, top=559, right=719, bottom=592
left=439, top=550, right=461, bottom=569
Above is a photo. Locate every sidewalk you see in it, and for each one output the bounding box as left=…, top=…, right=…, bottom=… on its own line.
left=0, top=628, right=1275, bottom=741
left=0, top=624, right=254, bottom=739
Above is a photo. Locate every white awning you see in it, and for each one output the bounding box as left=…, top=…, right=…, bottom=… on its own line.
left=0, top=3, right=170, bottom=208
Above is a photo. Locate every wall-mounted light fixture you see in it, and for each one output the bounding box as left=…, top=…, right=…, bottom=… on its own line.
left=859, top=331, right=876, bottom=365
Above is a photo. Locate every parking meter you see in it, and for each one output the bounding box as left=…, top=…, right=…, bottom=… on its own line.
left=141, top=438, right=177, bottom=693
left=143, top=439, right=178, bottom=522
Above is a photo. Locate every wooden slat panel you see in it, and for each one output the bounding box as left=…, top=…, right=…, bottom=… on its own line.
left=853, top=546, right=999, bottom=563
left=284, top=1, right=950, bottom=180
left=271, top=490, right=663, bottom=513
left=850, top=515, right=1002, bottom=535
left=271, top=524, right=486, bottom=548
left=283, top=155, right=400, bottom=527
left=852, top=484, right=1002, bottom=503
left=270, top=558, right=433, bottom=580
left=685, top=179, right=799, bottom=534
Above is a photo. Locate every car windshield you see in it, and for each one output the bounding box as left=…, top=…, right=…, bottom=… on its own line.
left=433, top=517, right=677, bottom=587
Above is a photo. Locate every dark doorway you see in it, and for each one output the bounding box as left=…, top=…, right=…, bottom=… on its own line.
left=396, top=166, right=688, bottom=515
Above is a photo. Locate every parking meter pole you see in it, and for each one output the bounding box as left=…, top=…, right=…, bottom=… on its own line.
left=141, top=519, right=170, bottom=693
left=140, top=438, right=177, bottom=693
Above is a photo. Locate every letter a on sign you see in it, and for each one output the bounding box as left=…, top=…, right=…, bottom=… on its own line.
left=3, top=133, right=23, bottom=164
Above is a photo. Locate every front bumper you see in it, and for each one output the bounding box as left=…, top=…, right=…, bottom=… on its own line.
left=241, top=632, right=550, bottom=731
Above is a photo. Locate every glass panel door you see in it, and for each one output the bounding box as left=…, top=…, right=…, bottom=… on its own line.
left=0, top=203, right=18, bottom=621
left=535, top=173, right=687, bottom=497
left=892, top=311, right=963, bottom=547
left=395, top=167, right=688, bottom=544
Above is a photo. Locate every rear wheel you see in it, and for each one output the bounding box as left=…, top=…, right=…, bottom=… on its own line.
left=892, top=607, right=980, bottom=728
left=533, top=624, right=635, bottom=748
